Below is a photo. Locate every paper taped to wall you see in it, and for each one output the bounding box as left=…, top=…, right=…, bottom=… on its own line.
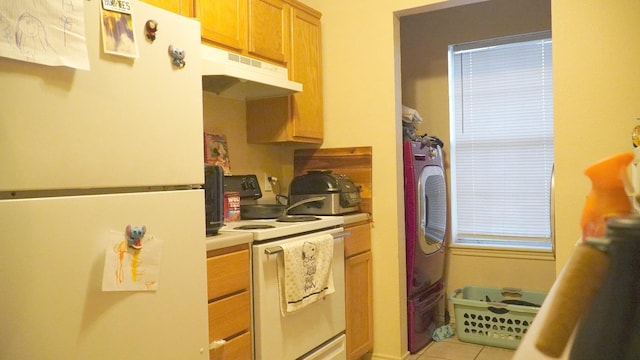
left=0, top=0, right=90, bottom=69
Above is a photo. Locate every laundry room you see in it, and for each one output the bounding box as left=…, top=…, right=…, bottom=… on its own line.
left=399, top=0, right=556, bottom=306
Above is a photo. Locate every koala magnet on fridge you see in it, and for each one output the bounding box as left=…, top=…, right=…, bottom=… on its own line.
left=126, top=225, right=146, bottom=249
left=168, top=45, right=185, bottom=68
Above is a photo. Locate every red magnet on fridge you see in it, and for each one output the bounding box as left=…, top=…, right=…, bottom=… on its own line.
left=145, top=20, right=158, bottom=41
left=168, top=45, right=185, bottom=68
left=126, top=225, right=146, bottom=249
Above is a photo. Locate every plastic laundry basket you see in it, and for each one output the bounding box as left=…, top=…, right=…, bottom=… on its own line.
left=450, top=286, right=547, bottom=349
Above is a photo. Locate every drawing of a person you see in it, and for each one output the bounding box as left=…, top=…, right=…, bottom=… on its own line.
left=15, top=12, right=53, bottom=59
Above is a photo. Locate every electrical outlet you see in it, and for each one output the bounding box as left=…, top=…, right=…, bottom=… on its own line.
left=264, top=174, right=272, bottom=192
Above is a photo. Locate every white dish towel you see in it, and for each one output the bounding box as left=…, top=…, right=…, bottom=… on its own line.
left=277, top=234, right=335, bottom=315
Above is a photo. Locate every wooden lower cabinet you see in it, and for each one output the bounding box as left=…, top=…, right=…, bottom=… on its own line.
left=344, top=222, right=373, bottom=360
left=206, top=244, right=252, bottom=360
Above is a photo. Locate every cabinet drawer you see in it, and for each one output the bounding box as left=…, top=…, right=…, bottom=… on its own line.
left=207, top=248, right=250, bottom=300
left=344, top=223, right=371, bottom=258
left=208, top=291, right=251, bottom=342
left=209, top=331, right=252, bottom=360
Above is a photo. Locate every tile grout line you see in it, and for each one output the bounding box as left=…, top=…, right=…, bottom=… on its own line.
left=473, top=345, right=484, bottom=360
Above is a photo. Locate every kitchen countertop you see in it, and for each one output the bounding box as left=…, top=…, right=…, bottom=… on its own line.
left=205, top=213, right=370, bottom=251
left=205, top=231, right=252, bottom=251
left=343, top=212, right=371, bottom=225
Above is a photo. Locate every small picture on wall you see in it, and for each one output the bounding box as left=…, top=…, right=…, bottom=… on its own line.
left=204, top=132, right=231, bottom=175
left=101, top=0, right=138, bottom=58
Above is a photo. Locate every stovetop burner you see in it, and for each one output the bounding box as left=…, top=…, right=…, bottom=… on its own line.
left=234, top=224, right=276, bottom=230
left=219, top=216, right=344, bottom=241
left=276, top=215, right=320, bottom=223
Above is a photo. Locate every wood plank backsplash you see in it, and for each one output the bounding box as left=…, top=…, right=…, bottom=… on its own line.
left=293, top=147, right=372, bottom=215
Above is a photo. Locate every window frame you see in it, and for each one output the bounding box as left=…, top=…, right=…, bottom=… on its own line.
left=447, top=31, right=554, bottom=253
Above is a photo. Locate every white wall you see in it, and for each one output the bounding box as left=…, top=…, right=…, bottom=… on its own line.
left=300, top=0, right=640, bottom=359
left=202, top=93, right=300, bottom=203
left=552, top=0, right=640, bottom=272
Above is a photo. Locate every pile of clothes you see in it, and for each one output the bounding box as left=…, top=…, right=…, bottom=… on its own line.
left=402, top=105, right=443, bottom=148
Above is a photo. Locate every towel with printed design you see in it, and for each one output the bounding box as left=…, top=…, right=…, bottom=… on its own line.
left=276, top=234, right=334, bottom=315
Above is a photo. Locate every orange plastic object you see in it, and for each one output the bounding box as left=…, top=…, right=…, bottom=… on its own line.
left=581, top=152, right=634, bottom=240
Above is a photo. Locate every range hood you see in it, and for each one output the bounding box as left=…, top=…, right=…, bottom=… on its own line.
left=201, top=45, right=302, bottom=101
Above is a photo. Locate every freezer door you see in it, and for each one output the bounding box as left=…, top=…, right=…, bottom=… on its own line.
left=0, top=190, right=209, bottom=360
left=0, top=2, right=204, bottom=191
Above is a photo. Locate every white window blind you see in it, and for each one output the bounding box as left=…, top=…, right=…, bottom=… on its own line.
left=449, top=31, right=553, bottom=250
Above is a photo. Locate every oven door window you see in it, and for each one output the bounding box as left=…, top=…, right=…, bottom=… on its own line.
left=418, top=166, right=446, bottom=254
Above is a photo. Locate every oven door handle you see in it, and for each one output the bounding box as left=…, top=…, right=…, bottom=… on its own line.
left=264, top=231, right=351, bottom=255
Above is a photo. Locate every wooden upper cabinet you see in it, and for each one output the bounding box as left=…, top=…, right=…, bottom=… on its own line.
left=140, top=0, right=194, bottom=16
left=198, top=0, right=247, bottom=52
left=289, top=5, right=322, bottom=140
left=248, top=0, right=287, bottom=63
left=245, top=2, right=322, bottom=144
left=197, top=0, right=287, bottom=64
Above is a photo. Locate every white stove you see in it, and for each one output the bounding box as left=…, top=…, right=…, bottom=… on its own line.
left=221, top=176, right=347, bottom=359
left=222, top=214, right=348, bottom=359
left=219, top=215, right=344, bottom=242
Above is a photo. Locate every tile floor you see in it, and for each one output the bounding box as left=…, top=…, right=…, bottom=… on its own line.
left=407, top=336, right=514, bottom=360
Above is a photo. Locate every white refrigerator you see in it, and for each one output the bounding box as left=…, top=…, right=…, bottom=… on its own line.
left=0, top=2, right=209, bottom=359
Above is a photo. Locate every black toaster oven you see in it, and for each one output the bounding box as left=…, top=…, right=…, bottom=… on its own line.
left=288, top=170, right=361, bottom=215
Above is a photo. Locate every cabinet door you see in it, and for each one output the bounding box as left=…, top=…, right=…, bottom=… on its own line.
left=248, top=0, right=287, bottom=63
left=140, top=0, right=194, bottom=15
left=245, top=4, right=322, bottom=144
left=198, top=0, right=247, bottom=51
left=345, top=251, right=374, bottom=360
left=344, top=222, right=373, bottom=359
left=289, top=6, right=323, bottom=140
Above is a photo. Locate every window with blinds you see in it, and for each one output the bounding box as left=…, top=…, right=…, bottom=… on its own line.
left=448, top=31, right=554, bottom=250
